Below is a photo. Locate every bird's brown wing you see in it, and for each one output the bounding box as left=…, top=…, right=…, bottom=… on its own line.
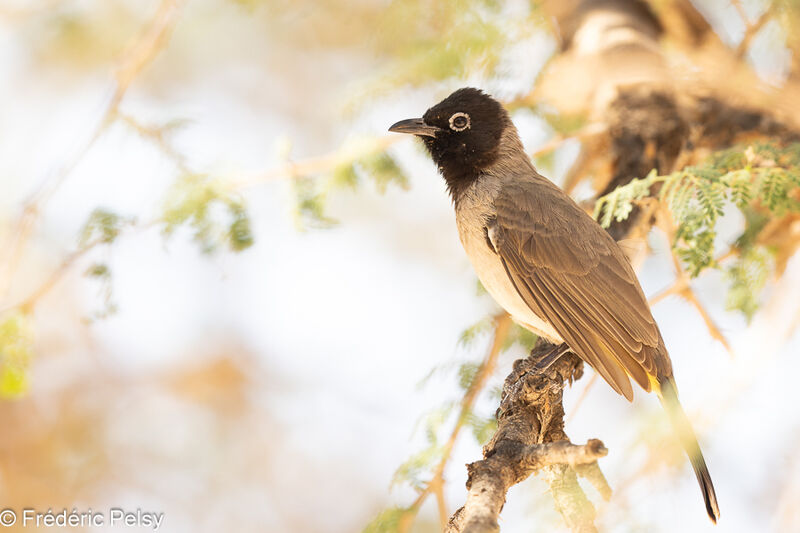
left=492, top=177, right=671, bottom=400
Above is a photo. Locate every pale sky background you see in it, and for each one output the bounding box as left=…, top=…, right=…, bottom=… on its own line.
left=1, top=1, right=800, bottom=532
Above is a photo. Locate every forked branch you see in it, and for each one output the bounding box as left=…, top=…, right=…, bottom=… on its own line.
left=446, top=343, right=610, bottom=533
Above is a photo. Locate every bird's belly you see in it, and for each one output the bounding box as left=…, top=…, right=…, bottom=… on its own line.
left=462, top=230, right=564, bottom=343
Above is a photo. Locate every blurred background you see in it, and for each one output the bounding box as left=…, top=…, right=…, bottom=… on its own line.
left=1, top=0, right=800, bottom=531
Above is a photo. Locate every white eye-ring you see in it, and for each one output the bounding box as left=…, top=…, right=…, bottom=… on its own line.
left=449, top=112, right=471, bottom=132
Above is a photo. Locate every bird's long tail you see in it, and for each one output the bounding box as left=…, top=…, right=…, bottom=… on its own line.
left=657, top=377, right=720, bottom=523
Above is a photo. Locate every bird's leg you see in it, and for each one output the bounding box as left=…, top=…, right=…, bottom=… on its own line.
left=532, top=343, right=572, bottom=373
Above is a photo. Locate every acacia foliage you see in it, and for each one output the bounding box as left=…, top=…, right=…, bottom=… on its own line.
left=595, top=142, right=800, bottom=320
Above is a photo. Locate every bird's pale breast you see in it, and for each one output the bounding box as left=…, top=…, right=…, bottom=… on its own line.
left=455, top=178, right=564, bottom=344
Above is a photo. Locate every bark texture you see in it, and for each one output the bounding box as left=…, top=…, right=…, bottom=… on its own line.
left=446, top=343, right=610, bottom=533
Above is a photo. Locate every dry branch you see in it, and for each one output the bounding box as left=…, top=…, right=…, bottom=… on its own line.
left=446, top=343, right=609, bottom=533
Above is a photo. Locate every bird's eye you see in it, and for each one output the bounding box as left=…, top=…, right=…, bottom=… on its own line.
left=449, top=112, right=470, bottom=132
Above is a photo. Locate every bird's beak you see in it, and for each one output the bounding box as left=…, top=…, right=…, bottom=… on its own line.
left=388, top=118, right=440, bottom=138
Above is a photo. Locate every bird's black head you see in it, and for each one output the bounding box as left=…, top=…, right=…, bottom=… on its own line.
left=389, top=88, right=511, bottom=199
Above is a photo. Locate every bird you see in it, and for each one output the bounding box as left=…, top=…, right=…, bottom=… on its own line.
left=389, top=87, right=719, bottom=523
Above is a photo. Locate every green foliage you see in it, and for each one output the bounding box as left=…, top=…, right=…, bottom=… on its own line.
left=458, top=316, right=493, bottom=348
left=161, top=174, right=254, bottom=253
left=593, top=169, right=656, bottom=229
left=83, top=263, right=117, bottom=320
left=363, top=507, right=408, bottom=533
left=503, top=322, right=538, bottom=352
left=0, top=312, right=34, bottom=398
left=725, top=246, right=772, bottom=322
left=457, top=361, right=481, bottom=391
left=392, top=404, right=454, bottom=490
left=293, top=177, right=338, bottom=229
left=79, top=208, right=127, bottom=247
left=364, top=0, right=515, bottom=94
left=330, top=163, right=359, bottom=190
left=459, top=316, right=537, bottom=353
left=361, top=153, right=409, bottom=193
left=392, top=443, right=444, bottom=491
left=390, top=313, right=528, bottom=507
left=465, top=411, right=498, bottom=444
left=533, top=149, right=556, bottom=176
left=476, top=279, right=488, bottom=296
left=292, top=151, right=408, bottom=229
left=594, top=142, right=800, bottom=318
left=540, top=109, right=588, bottom=136
left=227, top=203, right=256, bottom=251
left=31, top=3, right=138, bottom=69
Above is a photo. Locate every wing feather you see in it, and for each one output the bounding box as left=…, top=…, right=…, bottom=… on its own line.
left=493, top=177, right=671, bottom=398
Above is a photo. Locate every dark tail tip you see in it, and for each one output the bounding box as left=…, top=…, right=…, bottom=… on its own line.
left=690, top=447, right=720, bottom=523
left=659, top=378, right=720, bottom=523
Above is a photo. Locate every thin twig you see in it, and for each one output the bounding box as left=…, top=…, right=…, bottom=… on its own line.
left=661, top=230, right=733, bottom=355
left=732, top=1, right=774, bottom=59
left=530, top=123, right=608, bottom=158
left=0, top=221, right=150, bottom=317
left=118, top=113, right=191, bottom=173
left=648, top=276, right=690, bottom=306
left=682, top=288, right=733, bottom=353
left=0, top=0, right=185, bottom=299
left=399, top=313, right=511, bottom=532
left=731, top=0, right=749, bottom=27
left=433, top=477, right=449, bottom=531
left=231, top=135, right=402, bottom=189
left=649, top=246, right=738, bottom=307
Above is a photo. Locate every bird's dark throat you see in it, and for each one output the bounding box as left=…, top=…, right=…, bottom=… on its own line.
left=423, top=137, right=500, bottom=203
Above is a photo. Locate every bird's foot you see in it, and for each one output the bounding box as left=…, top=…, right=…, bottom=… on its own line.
left=531, top=343, right=571, bottom=374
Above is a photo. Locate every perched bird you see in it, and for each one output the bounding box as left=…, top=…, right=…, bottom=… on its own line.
left=389, top=88, right=719, bottom=522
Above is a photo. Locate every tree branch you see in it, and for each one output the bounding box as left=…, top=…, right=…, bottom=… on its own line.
left=446, top=343, right=609, bottom=533
left=398, top=313, right=511, bottom=533
left=733, top=2, right=774, bottom=59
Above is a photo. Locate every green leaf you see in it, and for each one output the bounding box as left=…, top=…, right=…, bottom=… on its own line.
left=457, top=362, right=481, bottom=391
left=595, top=141, right=800, bottom=281
left=85, top=263, right=110, bottom=278
left=391, top=444, right=443, bottom=490
left=227, top=204, right=254, bottom=251
left=363, top=507, right=408, bottom=533
left=360, top=153, right=408, bottom=193
left=458, top=317, right=493, bottom=348
left=466, top=412, right=497, bottom=444
left=503, top=323, right=538, bottom=352
left=330, top=163, right=360, bottom=190
left=541, top=110, right=587, bottom=136
left=83, top=263, right=117, bottom=320
left=292, top=176, right=337, bottom=230
left=0, top=312, right=34, bottom=398
left=725, top=247, right=771, bottom=321
left=162, top=174, right=255, bottom=252
left=79, top=208, right=126, bottom=247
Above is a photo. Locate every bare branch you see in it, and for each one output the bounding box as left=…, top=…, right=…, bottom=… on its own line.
left=232, top=136, right=402, bottom=189
left=0, top=220, right=150, bottom=317
left=734, top=4, right=774, bottom=59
